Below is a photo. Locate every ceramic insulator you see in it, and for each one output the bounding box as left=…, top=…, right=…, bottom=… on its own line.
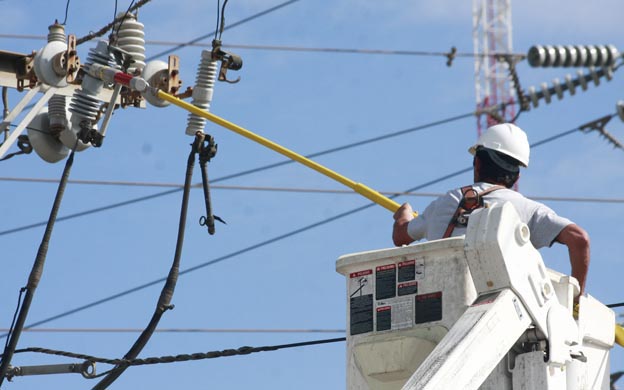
left=185, top=50, right=218, bottom=135
left=114, top=13, right=146, bottom=73
left=69, top=40, right=120, bottom=123
left=47, top=23, right=66, bottom=43
left=48, top=95, right=67, bottom=134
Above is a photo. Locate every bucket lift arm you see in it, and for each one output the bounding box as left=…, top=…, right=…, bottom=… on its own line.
left=402, top=202, right=590, bottom=390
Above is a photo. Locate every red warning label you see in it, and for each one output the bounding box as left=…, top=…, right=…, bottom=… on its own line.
left=350, top=269, right=373, bottom=279
left=376, top=264, right=396, bottom=272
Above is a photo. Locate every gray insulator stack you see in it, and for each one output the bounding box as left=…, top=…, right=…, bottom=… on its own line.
left=48, top=95, right=67, bottom=134
left=114, top=13, right=146, bottom=73
left=46, top=24, right=68, bottom=134
left=47, top=23, right=66, bottom=43
left=185, top=50, right=218, bottom=135
left=69, top=40, right=120, bottom=126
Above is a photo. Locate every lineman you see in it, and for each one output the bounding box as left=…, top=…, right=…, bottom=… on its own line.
left=392, top=123, right=590, bottom=296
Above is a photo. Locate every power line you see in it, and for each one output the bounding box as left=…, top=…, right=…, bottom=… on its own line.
left=0, top=327, right=345, bottom=334
left=11, top=337, right=346, bottom=367
left=0, top=122, right=590, bottom=337
left=2, top=178, right=624, bottom=204
left=146, top=0, right=303, bottom=61
left=0, top=33, right=526, bottom=59
left=0, top=111, right=474, bottom=237
left=0, top=33, right=526, bottom=60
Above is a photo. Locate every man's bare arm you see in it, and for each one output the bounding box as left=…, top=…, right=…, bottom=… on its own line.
left=555, top=224, right=590, bottom=296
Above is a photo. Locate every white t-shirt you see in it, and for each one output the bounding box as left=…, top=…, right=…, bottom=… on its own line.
left=407, top=182, right=573, bottom=249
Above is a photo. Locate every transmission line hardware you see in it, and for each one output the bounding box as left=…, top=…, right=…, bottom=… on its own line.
left=0, top=13, right=184, bottom=162
left=528, top=44, right=620, bottom=68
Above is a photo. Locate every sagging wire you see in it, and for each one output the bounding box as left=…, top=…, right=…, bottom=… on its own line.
left=0, top=140, right=80, bottom=387
left=90, top=132, right=203, bottom=390
left=10, top=337, right=346, bottom=370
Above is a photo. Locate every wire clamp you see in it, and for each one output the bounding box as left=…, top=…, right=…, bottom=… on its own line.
left=211, top=39, right=243, bottom=84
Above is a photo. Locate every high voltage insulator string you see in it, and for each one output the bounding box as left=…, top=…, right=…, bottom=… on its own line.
left=146, top=0, right=303, bottom=61
left=528, top=44, right=620, bottom=68
left=0, top=122, right=598, bottom=336
left=8, top=337, right=346, bottom=369
left=2, top=178, right=624, bottom=204
left=0, top=110, right=475, bottom=237
left=524, top=66, right=617, bottom=109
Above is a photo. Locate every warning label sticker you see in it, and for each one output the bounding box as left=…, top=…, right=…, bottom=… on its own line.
left=349, top=269, right=373, bottom=336
left=376, top=297, right=414, bottom=331
left=415, top=291, right=443, bottom=324
left=349, top=269, right=373, bottom=299
left=398, top=260, right=416, bottom=282
left=376, top=305, right=391, bottom=331
left=351, top=295, right=373, bottom=335
left=375, top=264, right=396, bottom=300
left=398, top=281, right=418, bottom=296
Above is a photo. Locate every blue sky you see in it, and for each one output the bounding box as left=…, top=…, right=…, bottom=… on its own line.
left=1, top=1, right=623, bottom=389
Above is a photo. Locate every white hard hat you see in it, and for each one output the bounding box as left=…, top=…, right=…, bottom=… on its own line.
left=468, top=123, right=530, bottom=167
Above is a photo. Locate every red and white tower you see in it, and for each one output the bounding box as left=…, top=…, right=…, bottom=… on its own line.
left=472, top=0, right=515, bottom=134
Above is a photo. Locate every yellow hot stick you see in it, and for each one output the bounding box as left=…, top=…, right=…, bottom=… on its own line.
left=156, top=89, right=624, bottom=349
left=156, top=89, right=417, bottom=217
left=616, top=324, right=624, bottom=347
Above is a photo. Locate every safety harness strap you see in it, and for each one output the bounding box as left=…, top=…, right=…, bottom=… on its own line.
left=442, top=185, right=505, bottom=238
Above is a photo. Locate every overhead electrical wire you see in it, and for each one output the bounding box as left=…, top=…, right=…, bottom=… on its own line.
left=0, top=33, right=526, bottom=59
left=0, top=123, right=596, bottom=337
left=62, top=0, right=71, bottom=25
left=0, top=327, right=345, bottom=334
left=9, top=337, right=346, bottom=368
left=0, top=111, right=475, bottom=237
left=0, top=143, right=79, bottom=385
left=2, top=178, right=624, bottom=204
left=91, top=134, right=201, bottom=390
left=146, top=0, right=303, bottom=61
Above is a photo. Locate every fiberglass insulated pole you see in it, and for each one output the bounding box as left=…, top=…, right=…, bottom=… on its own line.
left=154, top=89, right=418, bottom=217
